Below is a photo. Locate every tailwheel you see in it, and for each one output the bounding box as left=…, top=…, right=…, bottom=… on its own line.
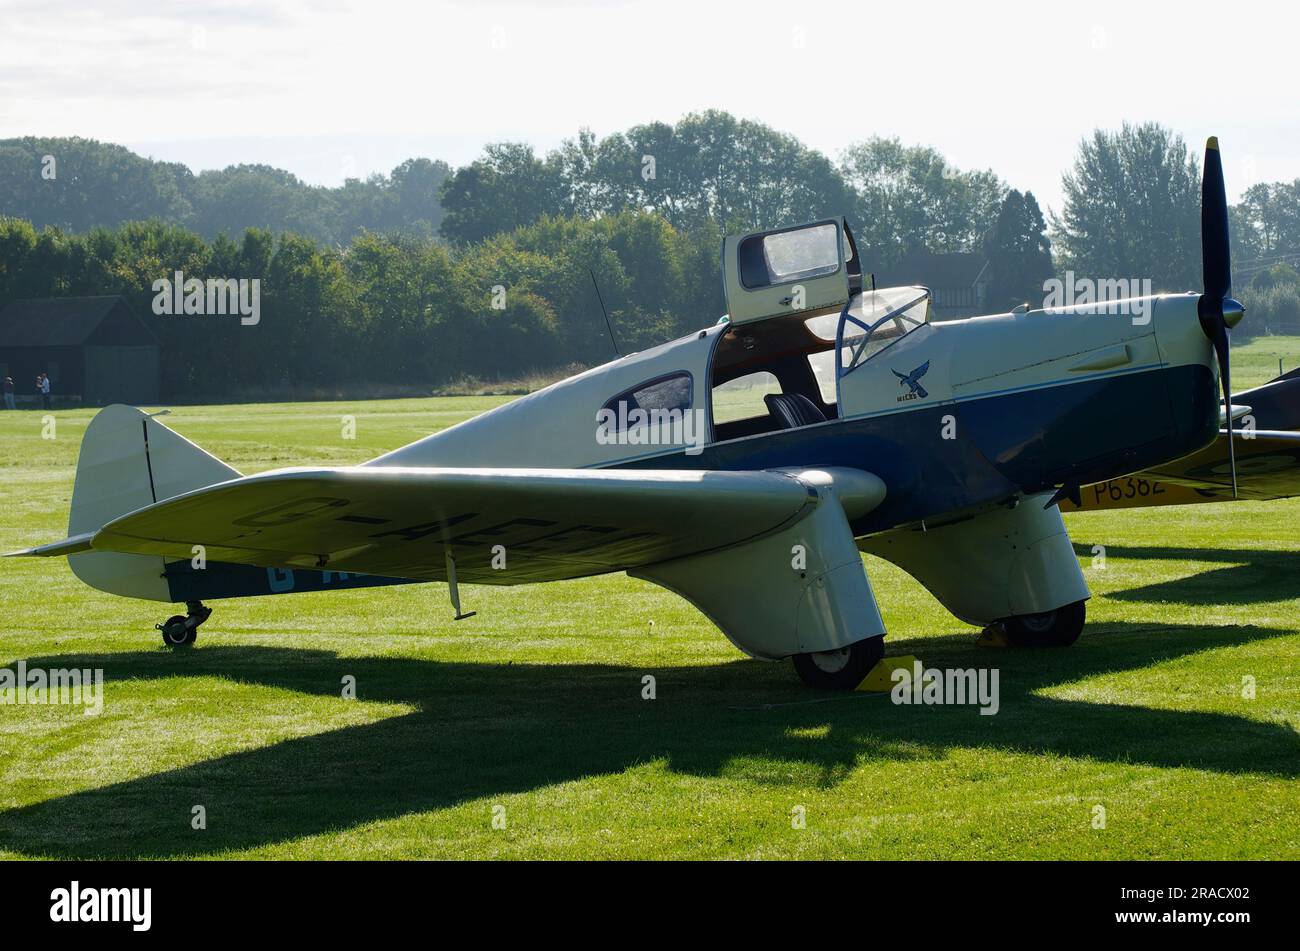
left=792, top=635, right=885, bottom=690
left=157, top=601, right=211, bottom=648
left=159, top=615, right=194, bottom=646
left=1001, top=599, right=1086, bottom=647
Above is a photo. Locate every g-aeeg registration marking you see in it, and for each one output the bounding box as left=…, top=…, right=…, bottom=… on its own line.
left=231, top=496, right=659, bottom=555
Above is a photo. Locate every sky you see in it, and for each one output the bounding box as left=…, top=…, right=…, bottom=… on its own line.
left=1, top=0, right=1297, bottom=215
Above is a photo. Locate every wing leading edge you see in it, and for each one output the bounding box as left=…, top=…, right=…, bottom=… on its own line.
left=66, top=465, right=885, bottom=585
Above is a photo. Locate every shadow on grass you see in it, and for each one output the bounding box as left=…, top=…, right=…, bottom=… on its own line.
left=1071, top=542, right=1300, bottom=605
left=1, top=620, right=1296, bottom=858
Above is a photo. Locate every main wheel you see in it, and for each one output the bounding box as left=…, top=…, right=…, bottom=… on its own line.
left=1001, top=599, right=1086, bottom=647
left=159, top=615, right=196, bottom=647
left=792, top=636, right=885, bottom=690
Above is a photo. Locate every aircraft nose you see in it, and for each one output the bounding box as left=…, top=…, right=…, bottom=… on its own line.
left=1151, top=293, right=1223, bottom=403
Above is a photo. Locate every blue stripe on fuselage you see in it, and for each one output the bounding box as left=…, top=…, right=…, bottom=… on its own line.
left=611, top=363, right=1218, bottom=535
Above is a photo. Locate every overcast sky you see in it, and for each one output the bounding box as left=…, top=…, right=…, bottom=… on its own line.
left=1, top=0, right=1296, bottom=214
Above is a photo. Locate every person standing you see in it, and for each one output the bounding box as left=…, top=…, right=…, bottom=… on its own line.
left=3, top=376, right=14, bottom=410
left=38, top=372, right=52, bottom=410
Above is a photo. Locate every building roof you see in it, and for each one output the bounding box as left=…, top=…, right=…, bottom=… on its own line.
left=882, top=250, right=989, bottom=290
left=0, top=296, right=154, bottom=347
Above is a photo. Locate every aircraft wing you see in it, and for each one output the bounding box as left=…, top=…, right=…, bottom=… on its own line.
left=1062, top=430, right=1300, bottom=511
left=36, top=465, right=883, bottom=585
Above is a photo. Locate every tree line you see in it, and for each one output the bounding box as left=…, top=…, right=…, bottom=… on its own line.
left=0, top=136, right=450, bottom=246
left=0, top=212, right=721, bottom=399
left=2, top=114, right=1299, bottom=401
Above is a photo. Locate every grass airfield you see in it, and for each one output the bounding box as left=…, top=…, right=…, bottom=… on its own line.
left=0, top=345, right=1298, bottom=859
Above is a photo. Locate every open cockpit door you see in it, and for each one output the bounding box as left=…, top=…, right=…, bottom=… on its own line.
left=722, top=218, right=859, bottom=325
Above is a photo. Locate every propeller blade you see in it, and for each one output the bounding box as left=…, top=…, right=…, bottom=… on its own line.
left=1197, top=136, right=1238, bottom=497
left=1204, top=313, right=1238, bottom=497
left=1202, top=136, right=1232, bottom=302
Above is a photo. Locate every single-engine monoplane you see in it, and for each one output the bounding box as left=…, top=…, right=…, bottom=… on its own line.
left=10, top=139, right=1246, bottom=689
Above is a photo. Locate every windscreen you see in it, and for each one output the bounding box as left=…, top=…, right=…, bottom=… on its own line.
left=836, top=287, right=932, bottom=374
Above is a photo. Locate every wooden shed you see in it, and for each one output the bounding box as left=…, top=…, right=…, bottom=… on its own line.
left=0, top=296, right=160, bottom=405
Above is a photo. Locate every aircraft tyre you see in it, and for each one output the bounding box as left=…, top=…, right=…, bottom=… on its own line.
left=1001, top=599, right=1086, bottom=647
left=158, top=601, right=211, bottom=647
left=159, top=615, right=195, bottom=646
left=792, top=635, right=886, bottom=690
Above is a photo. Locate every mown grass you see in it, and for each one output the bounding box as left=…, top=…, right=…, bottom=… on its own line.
left=1232, top=333, right=1300, bottom=389
left=0, top=358, right=1297, bottom=859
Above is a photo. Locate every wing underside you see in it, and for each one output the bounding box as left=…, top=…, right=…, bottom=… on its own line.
left=1065, top=430, right=1300, bottom=511
left=53, top=466, right=829, bottom=585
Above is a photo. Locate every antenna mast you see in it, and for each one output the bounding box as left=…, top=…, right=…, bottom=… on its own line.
left=588, top=268, right=621, bottom=358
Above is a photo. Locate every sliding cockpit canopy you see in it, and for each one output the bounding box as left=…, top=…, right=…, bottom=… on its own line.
left=719, top=216, right=932, bottom=404
left=723, top=217, right=860, bottom=326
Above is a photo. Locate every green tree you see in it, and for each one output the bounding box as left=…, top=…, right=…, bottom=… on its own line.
left=1051, top=123, right=1201, bottom=292
left=345, top=231, right=459, bottom=383
left=0, top=137, right=193, bottom=232
left=983, top=190, right=1054, bottom=309
left=438, top=143, right=565, bottom=245
left=1232, top=180, right=1300, bottom=278
left=386, top=158, right=451, bottom=236
left=840, top=137, right=1005, bottom=271
left=562, top=112, right=852, bottom=235
left=190, top=165, right=332, bottom=241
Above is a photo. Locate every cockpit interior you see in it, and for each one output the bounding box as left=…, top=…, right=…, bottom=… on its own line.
left=708, top=216, right=931, bottom=442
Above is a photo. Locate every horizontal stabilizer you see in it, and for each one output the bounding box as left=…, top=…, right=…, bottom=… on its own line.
left=5, top=532, right=95, bottom=558
left=13, top=404, right=243, bottom=601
